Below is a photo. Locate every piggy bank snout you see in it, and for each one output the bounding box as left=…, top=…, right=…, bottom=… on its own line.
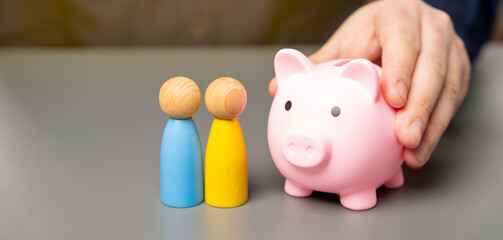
left=281, top=130, right=331, bottom=168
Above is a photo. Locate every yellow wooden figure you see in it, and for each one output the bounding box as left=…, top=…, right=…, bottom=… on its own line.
left=204, top=77, right=248, bottom=208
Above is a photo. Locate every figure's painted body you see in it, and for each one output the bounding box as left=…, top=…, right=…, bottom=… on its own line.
left=268, top=49, right=404, bottom=210
left=160, top=118, right=204, bottom=208
left=205, top=118, right=248, bottom=208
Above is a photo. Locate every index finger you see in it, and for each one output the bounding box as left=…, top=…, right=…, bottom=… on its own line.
left=375, top=3, right=421, bottom=108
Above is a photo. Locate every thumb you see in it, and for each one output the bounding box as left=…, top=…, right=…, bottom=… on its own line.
left=308, top=39, right=343, bottom=65
left=309, top=34, right=381, bottom=65
left=269, top=77, right=278, bottom=97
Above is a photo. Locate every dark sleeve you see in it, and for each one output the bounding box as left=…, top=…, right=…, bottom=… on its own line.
left=424, top=0, right=500, bottom=62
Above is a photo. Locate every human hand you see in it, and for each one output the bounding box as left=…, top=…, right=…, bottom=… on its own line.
left=268, top=0, right=471, bottom=168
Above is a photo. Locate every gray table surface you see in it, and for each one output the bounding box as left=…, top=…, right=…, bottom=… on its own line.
left=0, top=43, right=502, bottom=240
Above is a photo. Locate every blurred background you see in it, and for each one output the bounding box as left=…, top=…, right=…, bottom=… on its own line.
left=0, top=0, right=363, bottom=46
left=491, top=2, right=503, bottom=39
left=1, top=0, right=503, bottom=47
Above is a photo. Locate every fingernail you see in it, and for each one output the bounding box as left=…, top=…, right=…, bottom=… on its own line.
left=395, top=81, right=407, bottom=102
left=415, top=143, right=430, bottom=164
left=409, top=119, right=425, bottom=143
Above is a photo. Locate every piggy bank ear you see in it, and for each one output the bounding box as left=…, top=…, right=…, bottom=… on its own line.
left=339, top=59, right=380, bottom=102
left=274, top=49, right=315, bottom=86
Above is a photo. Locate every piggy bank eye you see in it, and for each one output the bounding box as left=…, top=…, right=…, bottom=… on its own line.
left=331, top=106, right=341, bottom=117
left=285, top=100, right=292, bottom=111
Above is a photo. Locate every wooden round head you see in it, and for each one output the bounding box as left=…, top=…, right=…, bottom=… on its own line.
left=159, top=76, right=201, bottom=118
left=205, top=77, right=247, bottom=120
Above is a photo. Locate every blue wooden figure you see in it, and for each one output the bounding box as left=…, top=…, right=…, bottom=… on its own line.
left=159, top=76, right=203, bottom=208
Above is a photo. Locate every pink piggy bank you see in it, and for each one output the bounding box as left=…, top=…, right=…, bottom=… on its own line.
left=267, top=49, right=404, bottom=210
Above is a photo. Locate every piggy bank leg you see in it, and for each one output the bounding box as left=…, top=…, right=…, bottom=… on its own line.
left=384, top=167, right=404, bottom=189
left=339, top=190, right=377, bottom=210
left=284, top=179, right=313, bottom=197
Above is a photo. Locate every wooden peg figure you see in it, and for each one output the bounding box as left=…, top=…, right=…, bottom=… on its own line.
left=205, top=77, right=248, bottom=208
left=159, top=76, right=204, bottom=208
